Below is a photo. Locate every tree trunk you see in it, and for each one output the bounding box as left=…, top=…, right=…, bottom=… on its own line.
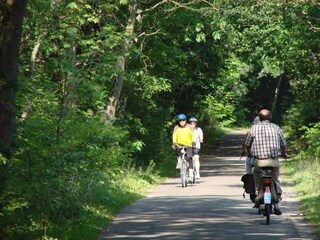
left=65, top=28, right=77, bottom=109
left=271, top=75, right=283, bottom=115
left=31, top=31, right=48, bottom=79
left=104, top=0, right=137, bottom=120
left=20, top=31, right=48, bottom=121
left=0, top=0, right=27, bottom=163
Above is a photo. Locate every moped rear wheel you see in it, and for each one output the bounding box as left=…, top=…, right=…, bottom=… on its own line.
left=265, top=204, right=271, bottom=225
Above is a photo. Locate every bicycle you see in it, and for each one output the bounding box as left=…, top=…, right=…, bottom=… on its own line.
left=189, top=155, right=197, bottom=184
left=256, top=167, right=280, bottom=225
left=178, top=146, right=188, bottom=188
left=176, top=145, right=195, bottom=187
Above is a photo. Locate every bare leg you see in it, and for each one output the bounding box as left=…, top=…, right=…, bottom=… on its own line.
left=193, top=154, right=200, bottom=178
left=253, top=164, right=261, bottom=193
left=245, top=162, right=254, bottom=174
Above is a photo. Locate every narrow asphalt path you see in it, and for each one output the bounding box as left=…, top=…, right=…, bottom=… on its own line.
left=98, top=131, right=317, bottom=240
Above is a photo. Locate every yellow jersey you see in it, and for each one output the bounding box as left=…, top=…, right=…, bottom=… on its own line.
left=172, top=125, right=194, bottom=147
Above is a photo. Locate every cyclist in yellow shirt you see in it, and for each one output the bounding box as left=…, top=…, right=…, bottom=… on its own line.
left=172, top=114, right=194, bottom=170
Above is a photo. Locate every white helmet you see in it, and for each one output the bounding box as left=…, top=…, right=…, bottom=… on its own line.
left=253, top=116, right=260, bottom=125
left=189, top=117, right=198, bottom=122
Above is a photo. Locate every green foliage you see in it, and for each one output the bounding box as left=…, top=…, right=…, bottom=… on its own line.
left=283, top=101, right=320, bottom=154
left=283, top=159, right=320, bottom=236
left=301, top=123, right=320, bottom=159
left=2, top=0, right=320, bottom=238
left=201, top=94, right=235, bottom=127
left=198, top=56, right=249, bottom=126
left=286, top=121, right=320, bottom=160
left=51, top=160, right=161, bottom=240
left=1, top=109, right=131, bottom=237
left=0, top=153, right=7, bottom=164
left=1, top=151, right=162, bottom=239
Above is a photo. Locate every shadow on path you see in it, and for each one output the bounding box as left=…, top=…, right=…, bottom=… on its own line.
left=98, top=131, right=318, bottom=240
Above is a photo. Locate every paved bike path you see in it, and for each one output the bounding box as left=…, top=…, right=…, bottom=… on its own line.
left=98, top=131, right=317, bottom=240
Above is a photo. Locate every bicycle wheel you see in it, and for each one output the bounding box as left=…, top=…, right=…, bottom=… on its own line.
left=192, top=168, right=196, bottom=184
left=265, top=204, right=271, bottom=225
left=185, top=160, right=188, bottom=187
left=191, top=158, right=196, bottom=184
left=181, top=160, right=187, bottom=188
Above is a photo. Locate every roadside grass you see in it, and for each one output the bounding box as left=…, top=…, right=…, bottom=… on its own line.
left=204, top=126, right=231, bottom=140
left=202, top=126, right=231, bottom=151
left=282, top=158, right=320, bottom=237
left=46, top=162, right=164, bottom=240
left=42, top=126, right=228, bottom=240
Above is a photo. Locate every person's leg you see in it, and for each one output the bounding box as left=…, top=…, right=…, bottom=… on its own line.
left=245, top=157, right=254, bottom=174
left=253, top=161, right=262, bottom=193
left=271, top=165, right=282, bottom=194
left=193, top=154, right=200, bottom=178
left=245, top=162, right=253, bottom=174
left=186, top=147, right=194, bottom=177
left=193, top=148, right=201, bottom=178
left=175, top=147, right=182, bottom=169
left=271, top=164, right=283, bottom=214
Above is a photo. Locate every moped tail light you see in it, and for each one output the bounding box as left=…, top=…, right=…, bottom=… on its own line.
left=263, top=179, right=272, bottom=185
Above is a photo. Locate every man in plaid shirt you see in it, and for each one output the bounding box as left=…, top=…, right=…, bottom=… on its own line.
left=245, top=109, right=288, bottom=215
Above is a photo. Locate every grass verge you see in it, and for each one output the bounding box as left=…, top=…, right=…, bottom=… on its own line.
left=35, top=126, right=229, bottom=240
left=281, top=158, right=320, bottom=237
left=44, top=162, right=165, bottom=240
left=202, top=126, right=231, bottom=148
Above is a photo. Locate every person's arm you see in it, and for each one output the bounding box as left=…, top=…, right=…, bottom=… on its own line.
left=190, top=128, right=195, bottom=146
left=172, top=125, right=178, bottom=146
left=200, top=128, right=204, bottom=143
left=244, top=131, right=253, bottom=157
left=281, top=145, right=288, bottom=159
left=241, top=132, right=249, bottom=155
left=246, top=146, right=252, bottom=157
left=279, top=129, right=288, bottom=158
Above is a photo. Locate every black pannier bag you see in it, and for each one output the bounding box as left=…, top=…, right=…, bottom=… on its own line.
left=241, top=174, right=256, bottom=202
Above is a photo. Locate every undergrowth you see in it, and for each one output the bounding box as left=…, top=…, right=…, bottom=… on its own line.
left=282, top=158, right=320, bottom=237
left=1, top=126, right=227, bottom=240
left=42, top=160, right=163, bottom=240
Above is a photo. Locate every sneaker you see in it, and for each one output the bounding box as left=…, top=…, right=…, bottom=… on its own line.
left=176, top=162, right=181, bottom=169
left=250, top=193, right=256, bottom=203
left=274, top=204, right=282, bottom=215
left=274, top=208, right=282, bottom=215
left=189, top=169, right=193, bottom=178
left=196, top=173, right=200, bottom=179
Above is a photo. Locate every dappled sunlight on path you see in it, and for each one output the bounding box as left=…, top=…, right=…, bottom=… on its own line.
left=98, top=132, right=317, bottom=240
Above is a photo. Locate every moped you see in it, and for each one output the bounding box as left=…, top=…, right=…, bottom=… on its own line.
left=255, top=167, right=280, bottom=225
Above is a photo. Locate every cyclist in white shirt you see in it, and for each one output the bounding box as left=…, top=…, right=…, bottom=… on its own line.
left=189, top=117, right=203, bottom=179
left=241, top=116, right=260, bottom=174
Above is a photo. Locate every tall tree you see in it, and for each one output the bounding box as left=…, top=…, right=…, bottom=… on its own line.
left=104, top=0, right=137, bottom=120
left=104, top=0, right=206, bottom=120
left=0, top=0, right=28, bottom=165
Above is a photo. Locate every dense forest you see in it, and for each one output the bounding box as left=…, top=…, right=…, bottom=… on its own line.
left=0, top=0, right=319, bottom=239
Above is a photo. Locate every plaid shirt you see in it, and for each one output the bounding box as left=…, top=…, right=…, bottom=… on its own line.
left=245, top=120, right=286, bottom=159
